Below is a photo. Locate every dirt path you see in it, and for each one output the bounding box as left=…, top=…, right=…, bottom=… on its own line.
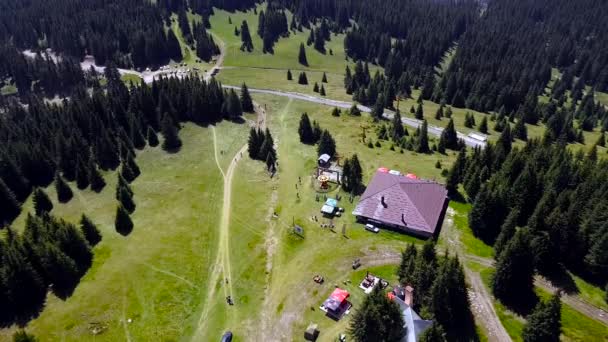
left=466, top=269, right=512, bottom=342
left=192, top=100, right=265, bottom=340
left=535, top=277, right=608, bottom=326
left=204, top=32, right=227, bottom=82
left=441, top=208, right=512, bottom=342
left=462, top=252, right=608, bottom=326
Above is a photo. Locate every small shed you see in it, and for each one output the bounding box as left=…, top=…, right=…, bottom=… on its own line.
left=318, top=154, right=331, bottom=168
left=304, top=323, right=319, bottom=341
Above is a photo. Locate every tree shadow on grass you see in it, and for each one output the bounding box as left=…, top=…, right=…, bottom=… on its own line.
left=501, top=290, right=539, bottom=316
left=542, top=265, right=579, bottom=295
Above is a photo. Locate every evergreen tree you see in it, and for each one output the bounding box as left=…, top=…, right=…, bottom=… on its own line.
left=479, top=116, right=489, bottom=134
left=313, top=82, right=319, bottom=93
left=161, top=114, right=182, bottom=152
left=418, top=322, right=447, bottom=342
left=0, top=157, right=31, bottom=202
left=411, top=240, right=437, bottom=311
left=415, top=103, right=424, bottom=120
left=391, top=111, right=405, bottom=141
left=513, top=118, right=528, bottom=141
left=115, top=205, right=133, bottom=236
left=348, top=284, right=405, bottom=342
left=118, top=186, right=136, bottom=213
left=0, top=178, right=21, bottom=224
left=222, top=89, right=244, bottom=120
left=494, top=209, right=519, bottom=257
left=298, top=43, right=308, bottom=66
left=350, top=104, right=362, bottom=116
left=248, top=128, right=263, bottom=159
left=259, top=128, right=277, bottom=163
left=322, top=72, right=328, bottom=83
left=257, top=10, right=265, bottom=37
left=75, top=158, right=89, bottom=190
left=430, top=256, right=476, bottom=340
left=444, top=106, right=453, bottom=118
left=54, top=173, right=73, bottom=203
left=125, top=153, right=140, bottom=179
left=320, top=85, right=326, bottom=96
left=371, top=94, right=385, bottom=120
left=435, top=105, right=444, bottom=120
left=88, top=159, right=106, bottom=193
left=493, top=229, right=536, bottom=310
left=80, top=214, right=102, bottom=246
left=342, top=154, right=363, bottom=194
left=522, top=293, right=561, bottom=342
left=166, top=28, right=183, bottom=61
left=314, top=27, right=326, bottom=52
left=240, top=83, right=254, bottom=112
left=121, top=163, right=135, bottom=184
left=416, top=120, right=430, bottom=153
left=147, top=127, right=159, bottom=147
left=331, top=107, right=341, bottom=117
left=298, top=72, right=308, bottom=85
left=439, top=119, right=459, bottom=150
left=117, top=173, right=133, bottom=199
left=287, top=69, right=292, bottom=80
left=33, top=188, right=53, bottom=216
left=298, top=113, right=315, bottom=144
left=240, top=20, right=254, bottom=52
left=2, top=242, right=46, bottom=326
left=397, top=243, right=418, bottom=285
left=317, top=130, right=337, bottom=157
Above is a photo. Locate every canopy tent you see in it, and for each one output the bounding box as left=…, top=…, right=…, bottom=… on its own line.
left=323, top=288, right=350, bottom=312
left=321, top=204, right=335, bottom=215
left=325, top=198, right=338, bottom=207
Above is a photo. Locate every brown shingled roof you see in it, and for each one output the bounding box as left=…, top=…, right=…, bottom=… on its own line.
left=352, top=171, right=448, bottom=235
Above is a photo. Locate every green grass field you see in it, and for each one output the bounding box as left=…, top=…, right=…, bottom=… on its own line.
left=210, top=4, right=382, bottom=103
left=120, top=73, right=142, bottom=85
left=438, top=201, right=494, bottom=259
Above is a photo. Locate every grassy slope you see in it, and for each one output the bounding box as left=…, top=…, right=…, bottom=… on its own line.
left=443, top=202, right=494, bottom=259
left=120, top=73, right=142, bottom=85
left=211, top=4, right=381, bottom=102
left=1, top=83, right=17, bottom=96
left=478, top=267, right=608, bottom=342
left=2, top=121, right=250, bottom=341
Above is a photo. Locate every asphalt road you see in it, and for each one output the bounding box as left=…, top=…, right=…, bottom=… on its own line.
left=222, top=85, right=487, bottom=149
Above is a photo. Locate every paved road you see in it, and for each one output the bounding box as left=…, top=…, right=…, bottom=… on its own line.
left=222, top=85, right=487, bottom=149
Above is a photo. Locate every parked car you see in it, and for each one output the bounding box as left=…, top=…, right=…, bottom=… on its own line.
left=365, top=224, right=380, bottom=233
left=221, top=331, right=233, bottom=342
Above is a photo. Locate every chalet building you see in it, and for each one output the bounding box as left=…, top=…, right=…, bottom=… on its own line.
left=352, top=170, right=449, bottom=238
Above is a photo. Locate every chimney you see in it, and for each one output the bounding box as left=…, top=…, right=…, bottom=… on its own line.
left=404, top=286, right=414, bottom=307
left=381, top=196, right=387, bottom=208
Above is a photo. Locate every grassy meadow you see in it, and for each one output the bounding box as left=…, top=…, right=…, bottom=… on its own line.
left=1, top=121, right=250, bottom=341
